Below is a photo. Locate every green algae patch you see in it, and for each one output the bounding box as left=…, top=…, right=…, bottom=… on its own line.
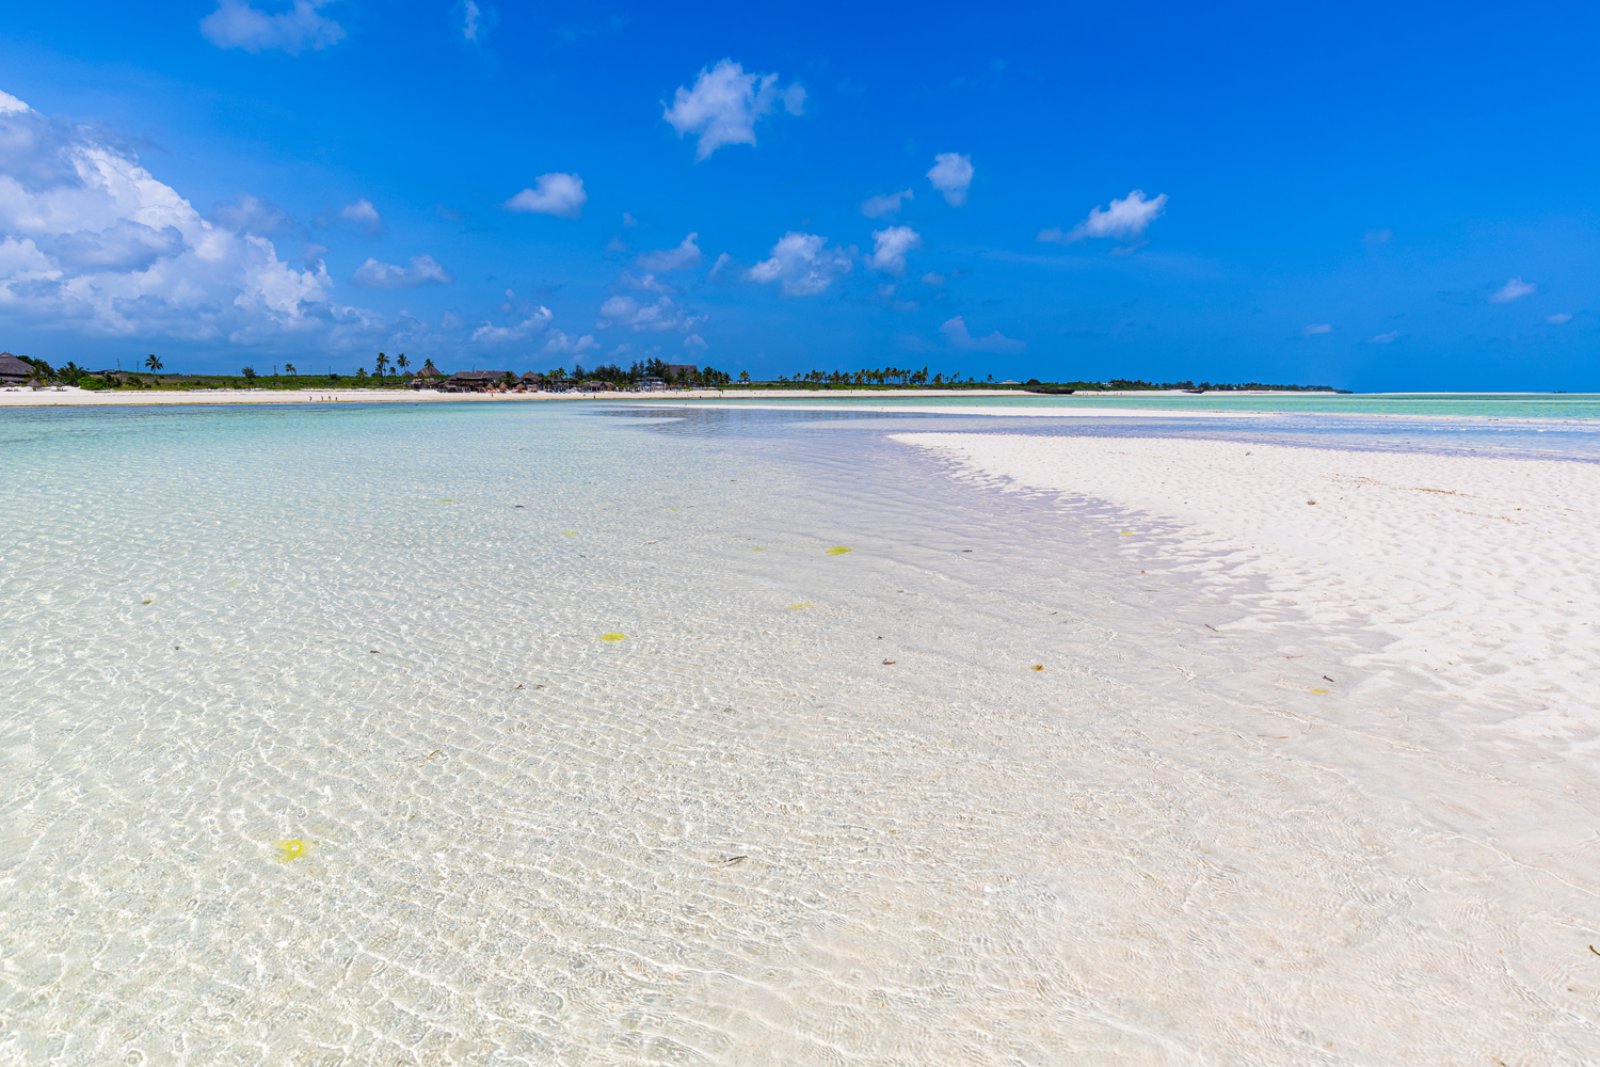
left=275, top=839, right=309, bottom=863
left=438, top=498, right=455, bottom=505
left=825, top=546, right=853, bottom=556
left=599, top=632, right=627, bottom=642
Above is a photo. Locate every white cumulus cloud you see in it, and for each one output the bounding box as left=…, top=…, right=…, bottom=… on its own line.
left=1041, top=189, right=1168, bottom=244
left=352, top=254, right=451, bottom=288
left=869, top=226, right=921, bottom=275
left=1490, top=277, right=1536, bottom=303
left=597, top=294, right=704, bottom=332
left=862, top=188, right=913, bottom=219
left=0, top=90, right=361, bottom=345
left=200, top=0, right=345, bottom=54
left=1303, top=323, right=1332, bottom=336
left=543, top=329, right=598, bottom=354
left=941, top=316, right=1024, bottom=352
left=505, top=173, right=587, bottom=219
left=746, top=232, right=851, bottom=296
left=926, top=153, right=974, bottom=206
left=637, top=232, right=702, bottom=272
left=662, top=59, right=805, bottom=160
left=472, top=306, right=553, bottom=344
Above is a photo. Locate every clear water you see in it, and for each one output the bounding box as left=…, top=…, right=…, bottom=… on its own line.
left=661, top=391, right=1600, bottom=421
left=3, top=402, right=1596, bottom=1063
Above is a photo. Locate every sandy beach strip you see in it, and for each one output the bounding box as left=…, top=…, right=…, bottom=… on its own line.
left=895, top=432, right=1600, bottom=736
left=889, top=430, right=1600, bottom=1053
left=0, top=386, right=1289, bottom=414
left=0, top=386, right=1023, bottom=408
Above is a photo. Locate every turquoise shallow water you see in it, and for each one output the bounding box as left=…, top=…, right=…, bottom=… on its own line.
left=657, top=391, right=1600, bottom=420
left=4, top=402, right=1598, bottom=1062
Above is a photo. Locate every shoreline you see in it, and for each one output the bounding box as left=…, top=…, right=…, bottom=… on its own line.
left=0, top=386, right=1332, bottom=409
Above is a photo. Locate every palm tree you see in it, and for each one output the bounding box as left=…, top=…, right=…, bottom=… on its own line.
left=396, top=354, right=410, bottom=374
left=422, top=358, right=437, bottom=373
left=144, top=354, right=163, bottom=374
left=284, top=362, right=297, bottom=377
left=374, top=352, right=389, bottom=379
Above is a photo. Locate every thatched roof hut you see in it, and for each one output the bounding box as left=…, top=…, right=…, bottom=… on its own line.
left=0, top=352, right=37, bottom=385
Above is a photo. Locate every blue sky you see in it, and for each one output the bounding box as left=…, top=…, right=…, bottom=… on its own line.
left=1, top=2, right=1596, bottom=389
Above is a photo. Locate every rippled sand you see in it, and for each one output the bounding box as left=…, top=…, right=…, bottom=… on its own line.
left=3, top=405, right=1598, bottom=1064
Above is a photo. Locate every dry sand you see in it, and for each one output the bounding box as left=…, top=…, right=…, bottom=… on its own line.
left=893, top=431, right=1600, bottom=1057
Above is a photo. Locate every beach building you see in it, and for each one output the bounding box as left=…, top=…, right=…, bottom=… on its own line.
left=410, top=365, right=445, bottom=388
left=444, top=370, right=511, bottom=392
left=519, top=371, right=545, bottom=391
left=0, top=352, right=37, bottom=385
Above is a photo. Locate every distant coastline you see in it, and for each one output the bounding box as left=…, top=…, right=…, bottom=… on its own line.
left=0, top=386, right=1341, bottom=409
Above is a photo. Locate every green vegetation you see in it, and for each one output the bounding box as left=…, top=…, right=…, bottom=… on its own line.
left=6, top=350, right=1342, bottom=394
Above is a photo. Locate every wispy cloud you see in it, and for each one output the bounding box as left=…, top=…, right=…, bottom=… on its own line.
left=1302, top=323, right=1332, bottom=337
left=662, top=59, right=805, bottom=160
left=926, top=153, right=974, bottom=206
left=200, top=0, right=345, bottom=54
left=338, top=198, right=383, bottom=235
left=473, top=306, right=553, bottom=344
left=941, top=315, right=1023, bottom=351
left=1489, top=276, right=1536, bottom=303
left=1039, top=190, right=1168, bottom=244
left=637, top=232, right=702, bottom=272
left=352, top=255, right=452, bottom=288
left=457, top=0, right=495, bottom=43
left=598, top=294, right=704, bottom=332
left=1547, top=312, right=1573, bottom=324
left=505, top=173, right=587, bottom=219
left=1369, top=330, right=1401, bottom=344
left=862, top=188, right=914, bottom=219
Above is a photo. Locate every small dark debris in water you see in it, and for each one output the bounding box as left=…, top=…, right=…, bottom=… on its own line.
left=142, top=597, right=154, bottom=606
left=1591, top=945, right=1600, bottom=958
left=882, top=659, right=897, bottom=665
left=513, top=505, right=525, bottom=509
left=1205, top=624, right=1220, bottom=632
left=514, top=683, right=525, bottom=690
left=961, top=549, right=972, bottom=553
left=721, top=855, right=747, bottom=866
left=1306, top=499, right=1317, bottom=506
left=369, top=649, right=379, bottom=654
left=1322, top=674, right=1336, bottom=683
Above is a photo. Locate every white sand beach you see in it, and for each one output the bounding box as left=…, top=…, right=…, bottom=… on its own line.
left=0, top=386, right=1029, bottom=407
left=894, top=431, right=1600, bottom=1057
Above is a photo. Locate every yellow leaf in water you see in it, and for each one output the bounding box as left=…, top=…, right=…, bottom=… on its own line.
left=562, top=530, right=578, bottom=537
left=751, top=546, right=767, bottom=552
left=786, top=602, right=813, bottom=611
left=1118, top=530, right=1134, bottom=536
left=1309, top=687, right=1331, bottom=695
left=1031, top=664, right=1045, bottom=672
left=599, top=632, right=627, bottom=642
left=438, top=498, right=455, bottom=504
left=825, top=546, right=853, bottom=556
left=275, top=839, right=308, bottom=863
